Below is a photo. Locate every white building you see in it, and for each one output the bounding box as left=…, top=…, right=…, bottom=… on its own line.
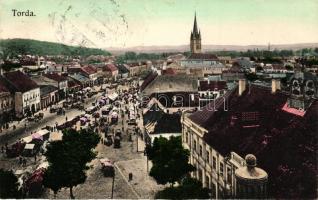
left=4, top=71, right=40, bottom=117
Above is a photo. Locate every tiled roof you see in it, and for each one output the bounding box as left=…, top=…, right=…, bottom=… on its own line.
left=143, top=92, right=199, bottom=108
left=189, top=85, right=318, bottom=198
left=69, top=74, right=90, bottom=83
left=43, top=73, right=67, bottom=82
left=162, top=68, right=176, bottom=75
left=67, top=67, right=82, bottom=74
left=82, top=65, right=97, bottom=75
left=40, top=85, right=58, bottom=96
left=198, top=81, right=227, bottom=91
left=188, top=53, right=218, bottom=60
left=143, top=105, right=182, bottom=134
left=142, top=74, right=198, bottom=95
left=67, top=79, right=80, bottom=88
left=0, top=77, right=10, bottom=93
left=140, top=72, right=158, bottom=91
left=104, top=64, right=118, bottom=72
left=116, top=64, right=129, bottom=73
left=4, top=71, right=38, bottom=92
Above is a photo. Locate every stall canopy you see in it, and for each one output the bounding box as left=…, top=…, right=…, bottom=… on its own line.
left=100, top=158, right=113, bottom=167
left=37, top=130, right=50, bottom=139
left=22, top=136, right=33, bottom=143
left=49, top=132, right=63, bottom=142
left=32, top=132, right=43, bottom=141
left=25, top=143, right=35, bottom=150
left=85, top=106, right=95, bottom=112
left=80, top=117, right=87, bottom=122
left=111, top=111, right=118, bottom=117
left=108, top=93, right=118, bottom=101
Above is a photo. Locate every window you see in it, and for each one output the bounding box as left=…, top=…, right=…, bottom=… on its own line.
left=199, top=145, right=202, bottom=156
left=227, top=167, right=232, bottom=183
left=212, top=156, right=216, bottom=169
left=211, top=182, right=216, bottom=198
left=185, top=132, right=188, bottom=143
left=193, top=140, right=197, bottom=152
left=206, top=151, right=210, bottom=162
left=220, top=162, right=224, bottom=177
left=205, top=175, right=210, bottom=188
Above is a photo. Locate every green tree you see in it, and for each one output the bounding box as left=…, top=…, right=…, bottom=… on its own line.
left=155, top=177, right=210, bottom=199
left=44, top=129, right=100, bottom=198
left=147, top=136, right=195, bottom=186
left=0, top=169, right=21, bottom=198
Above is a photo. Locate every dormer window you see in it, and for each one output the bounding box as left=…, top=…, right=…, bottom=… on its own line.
left=305, top=80, right=315, bottom=96
left=292, top=80, right=301, bottom=95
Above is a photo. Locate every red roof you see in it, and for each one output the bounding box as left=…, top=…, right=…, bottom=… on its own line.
left=162, top=68, right=176, bottom=75
left=188, top=53, right=218, bottom=60
left=198, top=81, right=227, bottom=91
left=43, top=73, right=67, bottom=82
left=81, top=65, right=97, bottom=75
left=4, top=71, right=38, bottom=92
left=68, top=79, right=80, bottom=88
left=104, top=64, right=118, bottom=72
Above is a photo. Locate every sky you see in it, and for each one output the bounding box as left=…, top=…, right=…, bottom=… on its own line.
left=0, top=0, right=317, bottom=48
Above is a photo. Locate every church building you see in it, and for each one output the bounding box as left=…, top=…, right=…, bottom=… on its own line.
left=190, top=13, right=202, bottom=54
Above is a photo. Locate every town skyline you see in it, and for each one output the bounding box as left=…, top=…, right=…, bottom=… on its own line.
left=1, top=0, right=318, bottom=48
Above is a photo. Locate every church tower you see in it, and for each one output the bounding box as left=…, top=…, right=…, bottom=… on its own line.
left=190, top=12, right=201, bottom=54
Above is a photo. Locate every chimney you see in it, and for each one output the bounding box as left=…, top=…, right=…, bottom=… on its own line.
left=239, top=79, right=246, bottom=96
left=271, top=79, right=281, bottom=94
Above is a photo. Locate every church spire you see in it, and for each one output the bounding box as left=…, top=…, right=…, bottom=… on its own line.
left=193, top=12, right=199, bottom=36
left=190, top=11, right=201, bottom=54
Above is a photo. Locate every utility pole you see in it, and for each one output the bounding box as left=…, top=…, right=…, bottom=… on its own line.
left=136, top=133, right=139, bottom=152
left=111, top=169, right=115, bottom=199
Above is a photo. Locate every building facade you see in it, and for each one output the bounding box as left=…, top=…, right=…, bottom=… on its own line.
left=181, top=113, right=245, bottom=198
left=4, top=71, right=40, bottom=117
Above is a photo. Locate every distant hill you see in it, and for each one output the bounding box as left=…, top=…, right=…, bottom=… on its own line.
left=0, top=38, right=111, bottom=57
left=108, top=43, right=318, bottom=54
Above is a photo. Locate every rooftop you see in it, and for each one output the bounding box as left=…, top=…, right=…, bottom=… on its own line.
left=40, top=85, right=58, bottom=96
left=104, top=64, right=118, bottom=72
left=43, top=73, right=67, bottom=82
left=142, top=74, right=198, bottom=95
left=0, top=77, right=10, bottom=93
left=189, top=85, right=318, bottom=198
left=143, top=104, right=182, bottom=134
left=82, top=65, right=97, bottom=75
left=4, top=71, right=39, bottom=92
left=188, top=53, right=218, bottom=60
left=198, top=80, right=227, bottom=91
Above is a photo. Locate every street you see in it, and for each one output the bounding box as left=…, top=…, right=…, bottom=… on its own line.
left=0, top=82, right=163, bottom=199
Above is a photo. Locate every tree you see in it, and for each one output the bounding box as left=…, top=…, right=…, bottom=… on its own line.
left=147, top=136, right=195, bottom=186
left=44, top=129, right=100, bottom=198
left=155, top=177, right=210, bottom=199
left=0, top=169, right=21, bottom=198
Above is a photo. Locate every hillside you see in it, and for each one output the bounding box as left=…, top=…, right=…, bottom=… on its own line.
left=0, top=38, right=111, bottom=57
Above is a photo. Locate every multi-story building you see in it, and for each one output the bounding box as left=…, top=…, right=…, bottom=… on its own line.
left=0, top=77, right=14, bottom=126
left=4, top=71, right=40, bottom=118
left=181, top=74, right=317, bottom=198
left=43, top=73, right=68, bottom=100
